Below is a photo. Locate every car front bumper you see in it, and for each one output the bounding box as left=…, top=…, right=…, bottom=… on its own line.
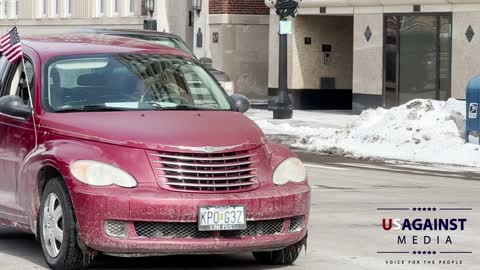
left=69, top=183, right=311, bottom=255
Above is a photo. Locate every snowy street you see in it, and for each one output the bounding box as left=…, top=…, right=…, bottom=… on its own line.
left=247, top=99, right=480, bottom=168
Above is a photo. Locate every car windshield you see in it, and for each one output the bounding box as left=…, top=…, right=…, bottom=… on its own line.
left=114, top=34, right=194, bottom=56
left=45, top=54, right=232, bottom=112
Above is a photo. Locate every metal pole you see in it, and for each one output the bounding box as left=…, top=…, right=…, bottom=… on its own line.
left=270, top=0, right=297, bottom=119
left=21, top=57, right=38, bottom=149
left=274, top=23, right=292, bottom=119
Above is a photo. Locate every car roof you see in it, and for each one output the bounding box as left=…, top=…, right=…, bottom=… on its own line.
left=74, top=28, right=182, bottom=39
left=22, top=33, right=193, bottom=60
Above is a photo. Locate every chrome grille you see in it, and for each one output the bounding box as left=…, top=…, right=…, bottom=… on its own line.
left=150, top=150, right=258, bottom=193
left=221, top=219, right=284, bottom=238
left=289, top=216, right=304, bottom=233
left=135, top=222, right=213, bottom=238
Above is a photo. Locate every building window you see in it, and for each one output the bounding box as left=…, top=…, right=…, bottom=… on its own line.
left=64, top=0, right=71, bottom=16
left=97, top=0, right=104, bottom=16
left=0, top=0, right=7, bottom=19
left=113, top=0, right=119, bottom=15
left=41, top=0, right=47, bottom=16
left=123, top=0, right=134, bottom=16
left=52, top=0, right=59, bottom=16
left=12, top=0, right=18, bottom=17
left=129, top=0, right=134, bottom=14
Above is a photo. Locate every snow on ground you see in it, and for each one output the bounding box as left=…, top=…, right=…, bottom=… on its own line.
left=247, top=99, right=480, bottom=168
left=246, top=110, right=356, bottom=139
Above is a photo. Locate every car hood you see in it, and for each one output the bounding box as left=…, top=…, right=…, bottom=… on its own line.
left=40, top=111, right=266, bottom=152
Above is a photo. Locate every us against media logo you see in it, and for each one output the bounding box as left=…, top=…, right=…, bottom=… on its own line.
left=377, top=207, right=473, bottom=266
left=382, top=217, right=467, bottom=245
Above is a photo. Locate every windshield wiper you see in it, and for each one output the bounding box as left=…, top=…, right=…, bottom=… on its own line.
left=55, top=105, right=129, bottom=113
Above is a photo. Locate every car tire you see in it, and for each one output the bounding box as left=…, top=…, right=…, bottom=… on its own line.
left=253, top=241, right=303, bottom=265
left=39, top=177, right=88, bottom=270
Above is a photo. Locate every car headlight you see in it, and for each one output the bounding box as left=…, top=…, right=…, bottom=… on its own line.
left=272, top=157, right=307, bottom=185
left=70, top=160, right=137, bottom=188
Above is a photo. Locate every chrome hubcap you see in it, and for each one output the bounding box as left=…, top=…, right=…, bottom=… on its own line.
left=42, top=193, right=63, bottom=258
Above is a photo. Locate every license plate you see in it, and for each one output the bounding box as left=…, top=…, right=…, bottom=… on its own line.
left=198, top=205, right=246, bottom=231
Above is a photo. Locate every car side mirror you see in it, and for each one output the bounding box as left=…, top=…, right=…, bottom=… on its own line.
left=0, top=95, right=32, bottom=119
left=200, top=57, right=213, bottom=68
left=231, top=94, right=250, bottom=113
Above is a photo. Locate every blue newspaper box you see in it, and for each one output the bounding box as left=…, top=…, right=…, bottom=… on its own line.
left=466, top=76, right=480, bottom=142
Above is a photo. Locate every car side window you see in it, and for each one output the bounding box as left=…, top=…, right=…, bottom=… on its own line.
left=4, top=59, right=34, bottom=106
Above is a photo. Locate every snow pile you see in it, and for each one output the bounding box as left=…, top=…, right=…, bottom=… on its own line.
left=251, top=99, right=480, bottom=167
left=251, top=120, right=337, bottom=138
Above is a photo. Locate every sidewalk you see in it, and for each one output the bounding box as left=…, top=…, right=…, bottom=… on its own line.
left=246, top=109, right=356, bottom=130
left=246, top=99, right=480, bottom=168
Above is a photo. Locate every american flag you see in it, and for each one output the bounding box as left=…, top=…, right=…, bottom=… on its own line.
left=0, top=27, right=23, bottom=63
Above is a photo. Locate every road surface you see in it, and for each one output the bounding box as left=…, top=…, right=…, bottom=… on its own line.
left=1, top=155, right=479, bottom=270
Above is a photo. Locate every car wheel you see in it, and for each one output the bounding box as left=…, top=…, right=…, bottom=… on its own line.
left=39, top=177, right=88, bottom=270
left=253, top=241, right=303, bottom=265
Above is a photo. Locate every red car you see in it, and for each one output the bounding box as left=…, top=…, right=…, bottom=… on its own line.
left=0, top=34, right=311, bottom=270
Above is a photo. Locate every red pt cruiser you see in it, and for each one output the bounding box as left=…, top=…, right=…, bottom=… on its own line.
left=0, top=34, right=311, bottom=270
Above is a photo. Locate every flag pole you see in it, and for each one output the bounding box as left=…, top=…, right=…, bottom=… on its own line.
left=7, top=23, right=38, bottom=150
left=13, top=23, right=38, bottom=148
left=20, top=47, right=38, bottom=149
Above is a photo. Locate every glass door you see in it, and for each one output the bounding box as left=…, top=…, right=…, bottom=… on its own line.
left=399, top=15, right=438, bottom=104
left=384, top=16, right=399, bottom=108
left=438, top=15, right=452, bottom=101
left=383, top=14, right=451, bottom=107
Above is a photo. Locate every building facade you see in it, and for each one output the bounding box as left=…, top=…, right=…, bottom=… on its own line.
left=266, top=0, right=480, bottom=112
left=0, top=0, right=271, bottom=100
left=192, top=0, right=271, bottom=99
left=156, top=0, right=271, bottom=99
left=155, top=0, right=193, bottom=48
left=0, top=0, right=147, bottom=34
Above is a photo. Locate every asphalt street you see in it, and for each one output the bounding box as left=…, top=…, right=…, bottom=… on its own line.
left=1, top=155, right=480, bottom=270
